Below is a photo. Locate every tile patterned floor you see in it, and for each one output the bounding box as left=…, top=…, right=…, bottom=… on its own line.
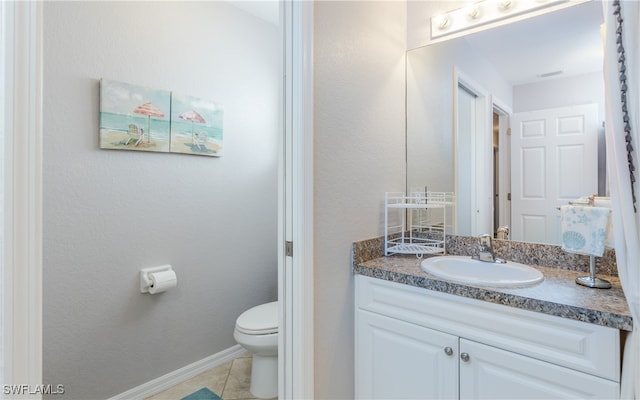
left=146, top=354, right=276, bottom=400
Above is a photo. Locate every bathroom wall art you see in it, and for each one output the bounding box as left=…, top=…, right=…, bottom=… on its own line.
left=170, top=92, right=224, bottom=156
left=99, top=79, right=224, bottom=157
left=99, top=79, right=171, bottom=153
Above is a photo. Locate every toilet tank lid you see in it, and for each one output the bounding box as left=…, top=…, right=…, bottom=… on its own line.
left=236, top=301, right=278, bottom=334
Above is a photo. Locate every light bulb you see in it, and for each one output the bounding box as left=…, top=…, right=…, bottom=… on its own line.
left=434, top=14, right=450, bottom=29
left=499, top=0, right=513, bottom=10
left=465, top=4, right=480, bottom=19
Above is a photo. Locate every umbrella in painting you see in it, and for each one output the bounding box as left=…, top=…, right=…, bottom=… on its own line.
left=179, top=110, right=207, bottom=149
left=133, top=102, right=165, bottom=144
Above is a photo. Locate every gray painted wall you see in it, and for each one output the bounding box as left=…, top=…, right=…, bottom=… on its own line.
left=43, top=2, right=279, bottom=399
left=313, top=2, right=407, bottom=398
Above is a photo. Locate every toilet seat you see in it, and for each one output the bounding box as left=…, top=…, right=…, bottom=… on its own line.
left=235, top=301, right=278, bottom=335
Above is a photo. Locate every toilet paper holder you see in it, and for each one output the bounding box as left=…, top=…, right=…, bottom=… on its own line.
left=140, top=264, right=175, bottom=294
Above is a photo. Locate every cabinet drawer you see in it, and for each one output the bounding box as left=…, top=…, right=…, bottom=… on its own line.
left=356, top=275, right=620, bottom=381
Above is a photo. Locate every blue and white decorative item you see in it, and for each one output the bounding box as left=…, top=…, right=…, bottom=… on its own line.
left=560, top=205, right=612, bottom=288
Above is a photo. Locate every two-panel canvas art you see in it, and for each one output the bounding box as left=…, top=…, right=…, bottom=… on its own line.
left=99, top=79, right=224, bottom=156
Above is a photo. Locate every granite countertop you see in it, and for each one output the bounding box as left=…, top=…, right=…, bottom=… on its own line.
left=354, top=253, right=633, bottom=331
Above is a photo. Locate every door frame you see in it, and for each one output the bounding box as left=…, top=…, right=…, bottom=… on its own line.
left=454, top=68, right=493, bottom=236
left=280, top=1, right=315, bottom=398
left=492, top=98, right=512, bottom=234
left=1, top=0, right=44, bottom=390
left=3, top=1, right=314, bottom=398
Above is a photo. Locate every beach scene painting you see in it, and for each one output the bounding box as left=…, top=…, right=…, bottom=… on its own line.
left=99, top=79, right=171, bottom=153
left=170, top=92, right=224, bottom=156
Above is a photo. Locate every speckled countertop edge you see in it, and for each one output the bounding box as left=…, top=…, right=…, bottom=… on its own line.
left=353, top=236, right=633, bottom=332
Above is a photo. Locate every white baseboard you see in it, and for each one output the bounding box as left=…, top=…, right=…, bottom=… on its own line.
left=108, top=345, right=247, bottom=400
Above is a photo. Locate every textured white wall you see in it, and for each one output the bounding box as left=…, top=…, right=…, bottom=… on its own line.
left=43, top=2, right=279, bottom=398
left=313, top=2, right=407, bottom=398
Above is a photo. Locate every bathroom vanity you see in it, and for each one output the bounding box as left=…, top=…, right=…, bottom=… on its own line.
left=353, top=239, right=632, bottom=399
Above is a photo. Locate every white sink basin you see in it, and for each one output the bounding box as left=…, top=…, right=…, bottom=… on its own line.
left=420, top=255, right=544, bottom=288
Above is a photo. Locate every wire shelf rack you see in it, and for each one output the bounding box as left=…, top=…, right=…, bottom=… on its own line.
left=384, top=191, right=455, bottom=257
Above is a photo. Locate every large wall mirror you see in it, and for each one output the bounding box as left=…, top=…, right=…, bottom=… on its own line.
left=407, top=1, right=605, bottom=245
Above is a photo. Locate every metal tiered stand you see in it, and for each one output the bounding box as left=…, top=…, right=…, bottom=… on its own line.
left=384, top=191, right=456, bottom=258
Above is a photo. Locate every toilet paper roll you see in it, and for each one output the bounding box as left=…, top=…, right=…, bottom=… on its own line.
left=148, top=270, right=177, bottom=294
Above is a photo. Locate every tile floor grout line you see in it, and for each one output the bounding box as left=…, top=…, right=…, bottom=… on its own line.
left=219, top=358, right=234, bottom=398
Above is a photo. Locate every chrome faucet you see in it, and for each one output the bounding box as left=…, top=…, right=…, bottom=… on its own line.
left=472, top=234, right=505, bottom=263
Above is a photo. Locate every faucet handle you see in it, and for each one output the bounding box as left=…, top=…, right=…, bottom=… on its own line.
left=479, top=233, right=493, bottom=248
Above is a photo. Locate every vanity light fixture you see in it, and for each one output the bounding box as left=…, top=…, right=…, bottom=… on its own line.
left=430, top=0, right=570, bottom=39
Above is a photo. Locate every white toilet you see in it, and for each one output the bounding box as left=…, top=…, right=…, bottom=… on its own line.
left=233, top=301, right=278, bottom=399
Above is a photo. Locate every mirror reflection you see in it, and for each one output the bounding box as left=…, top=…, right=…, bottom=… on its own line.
left=406, top=1, right=606, bottom=245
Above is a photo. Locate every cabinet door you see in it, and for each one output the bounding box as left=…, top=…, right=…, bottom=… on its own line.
left=459, top=339, right=619, bottom=399
left=356, top=310, right=458, bottom=399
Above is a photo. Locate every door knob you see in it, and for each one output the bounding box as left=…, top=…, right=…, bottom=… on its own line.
left=444, top=347, right=453, bottom=356
left=460, top=352, right=470, bottom=362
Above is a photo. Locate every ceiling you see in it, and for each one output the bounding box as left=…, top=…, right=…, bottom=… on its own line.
left=227, top=0, right=279, bottom=25
left=464, top=1, right=604, bottom=85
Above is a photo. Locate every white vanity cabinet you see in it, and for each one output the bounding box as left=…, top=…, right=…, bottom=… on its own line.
left=355, top=275, right=621, bottom=399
